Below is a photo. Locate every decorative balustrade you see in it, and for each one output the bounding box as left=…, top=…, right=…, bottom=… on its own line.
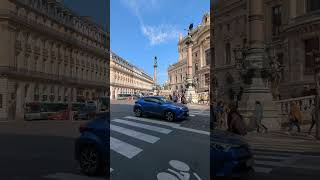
left=275, top=95, right=316, bottom=124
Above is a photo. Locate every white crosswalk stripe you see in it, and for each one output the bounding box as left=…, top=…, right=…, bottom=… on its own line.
left=110, top=136, right=143, bottom=159
left=110, top=124, right=160, bottom=143
left=110, top=116, right=174, bottom=159
left=112, top=118, right=172, bottom=134
left=247, top=133, right=320, bottom=174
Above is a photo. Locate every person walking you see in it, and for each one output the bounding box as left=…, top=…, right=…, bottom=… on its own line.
left=227, top=104, right=247, bottom=136
left=308, top=104, right=317, bottom=135
left=255, top=101, right=268, bottom=133
left=172, top=93, right=178, bottom=103
left=287, top=102, right=302, bottom=134
left=169, top=94, right=173, bottom=101
left=181, top=94, right=187, bottom=104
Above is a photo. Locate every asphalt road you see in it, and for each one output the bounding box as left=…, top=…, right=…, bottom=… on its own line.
left=109, top=102, right=210, bottom=180
left=2, top=101, right=319, bottom=180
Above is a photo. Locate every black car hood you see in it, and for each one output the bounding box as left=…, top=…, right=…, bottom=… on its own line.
left=210, top=129, right=248, bottom=146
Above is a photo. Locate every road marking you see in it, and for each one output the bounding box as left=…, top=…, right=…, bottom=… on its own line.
left=125, top=116, right=181, bottom=127
left=253, top=166, right=273, bottom=173
left=254, top=155, right=289, bottom=160
left=174, top=126, right=210, bottom=135
left=253, top=150, right=298, bottom=156
left=189, top=114, right=196, bottom=117
left=124, top=116, right=210, bottom=136
left=110, top=124, right=160, bottom=143
left=112, top=119, right=172, bottom=134
left=44, top=173, right=105, bottom=180
left=255, top=160, right=282, bottom=166
left=110, top=137, right=142, bottom=159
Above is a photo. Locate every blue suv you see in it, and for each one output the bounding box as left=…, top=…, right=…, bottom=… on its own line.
left=133, top=96, right=189, bottom=121
left=211, top=130, right=254, bottom=179
left=75, top=112, right=109, bottom=176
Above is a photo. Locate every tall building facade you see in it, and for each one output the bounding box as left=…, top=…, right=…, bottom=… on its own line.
left=214, top=0, right=320, bottom=103
left=110, top=52, right=153, bottom=99
left=168, top=12, right=211, bottom=98
left=0, top=0, right=109, bottom=121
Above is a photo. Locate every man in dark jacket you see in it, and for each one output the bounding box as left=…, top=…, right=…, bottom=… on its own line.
left=227, top=104, right=247, bottom=136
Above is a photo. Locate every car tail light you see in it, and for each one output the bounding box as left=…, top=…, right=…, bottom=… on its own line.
left=79, top=124, right=89, bottom=133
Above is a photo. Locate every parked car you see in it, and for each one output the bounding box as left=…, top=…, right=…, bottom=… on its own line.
left=211, top=130, right=254, bottom=179
left=48, top=110, right=69, bottom=120
left=75, top=112, right=109, bottom=176
left=74, top=106, right=96, bottom=120
left=133, top=96, right=189, bottom=121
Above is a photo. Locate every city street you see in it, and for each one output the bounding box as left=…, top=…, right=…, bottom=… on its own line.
left=109, top=101, right=210, bottom=180
left=1, top=100, right=320, bottom=180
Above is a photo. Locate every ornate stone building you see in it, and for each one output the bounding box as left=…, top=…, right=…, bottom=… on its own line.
left=0, top=0, right=109, bottom=121
left=214, top=0, right=320, bottom=103
left=168, top=12, right=210, bottom=97
left=110, top=52, right=153, bottom=99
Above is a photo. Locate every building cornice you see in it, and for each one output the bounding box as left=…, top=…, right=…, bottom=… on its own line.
left=0, top=66, right=108, bottom=89
left=0, top=10, right=108, bottom=58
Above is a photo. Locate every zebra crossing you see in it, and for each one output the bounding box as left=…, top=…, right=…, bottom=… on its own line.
left=245, top=133, right=320, bottom=174
left=189, top=109, right=210, bottom=117
left=109, top=116, right=175, bottom=172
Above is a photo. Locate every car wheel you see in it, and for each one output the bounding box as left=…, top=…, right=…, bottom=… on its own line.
left=79, top=145, right=106, bottom=176
left=134, top=107, right=143, bottom=117
left=164, top=111, right=175, bottom=122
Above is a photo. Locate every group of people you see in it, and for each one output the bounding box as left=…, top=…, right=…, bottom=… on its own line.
left=168, top=92, right=187, bottom=104
left=212, top=99, right=319, bottom=136
left=212, top=101, right=249, bottom=136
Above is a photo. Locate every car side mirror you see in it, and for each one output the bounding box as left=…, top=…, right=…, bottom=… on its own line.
left=157, top=102, right=162, bottom=105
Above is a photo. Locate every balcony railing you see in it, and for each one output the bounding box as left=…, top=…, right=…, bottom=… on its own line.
left=0, top=66, right=107, bottom=89
left=275, top=95, right=315, bottom=124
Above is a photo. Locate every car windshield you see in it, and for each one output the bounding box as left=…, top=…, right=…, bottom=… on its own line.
left=158, top=97, right=172, bottom=103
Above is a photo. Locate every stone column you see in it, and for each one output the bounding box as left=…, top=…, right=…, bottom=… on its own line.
left=25, top=83, right=34, bottom=103
left=15, top=82, right=25, bottom=121
left=185, top=41, right=197, bottom=103
left=238, top=0, right=281, bottom=130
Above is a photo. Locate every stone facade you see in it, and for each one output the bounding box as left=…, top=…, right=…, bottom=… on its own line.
left=0, top=0, right=109, bottom=121
left=110, top=52, right=153, bottom=99
left=168, top=12, right=210, bottom=97
left=214, top=0, right=320, bottom=103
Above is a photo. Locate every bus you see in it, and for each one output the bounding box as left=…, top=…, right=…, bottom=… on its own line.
left=24, top=102, right=85, bottom=120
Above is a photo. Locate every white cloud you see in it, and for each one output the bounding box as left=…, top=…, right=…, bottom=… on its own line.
left=120, top=0, right=181, bottom=45
left=141, top=24, right=181, bottom=45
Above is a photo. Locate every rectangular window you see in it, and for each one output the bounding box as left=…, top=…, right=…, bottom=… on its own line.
left=307, top=0, right=320, bottom=12
left=305, top=37, right=319, bottom=72
left=205, top=49, right=211, bottom=66
left=272, top=5, right=282, bottom=36
left=0, top=94, right=2, bottom=108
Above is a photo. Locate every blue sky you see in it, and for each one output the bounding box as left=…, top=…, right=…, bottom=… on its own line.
left=63, top=0, right=209, bottom=85
left=111, top=0, right=209, bottom=84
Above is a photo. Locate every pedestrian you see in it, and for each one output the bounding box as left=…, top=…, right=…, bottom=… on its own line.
left=169, top=94, right=173, bottom=101
left=216, top=101, right=224, bottom=128
left=287, top=102, right=302, bottom=134
left=255, top=101, right=268, bottom=133
left=223, top=103, right=230, bottom=129
left=181, top=94, right=187, bottom=104
left=227, top=104, right=247, bottom=136
left=308, top=103, right=317, bottom=135
left=172, top=93, right=178, bottom=103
